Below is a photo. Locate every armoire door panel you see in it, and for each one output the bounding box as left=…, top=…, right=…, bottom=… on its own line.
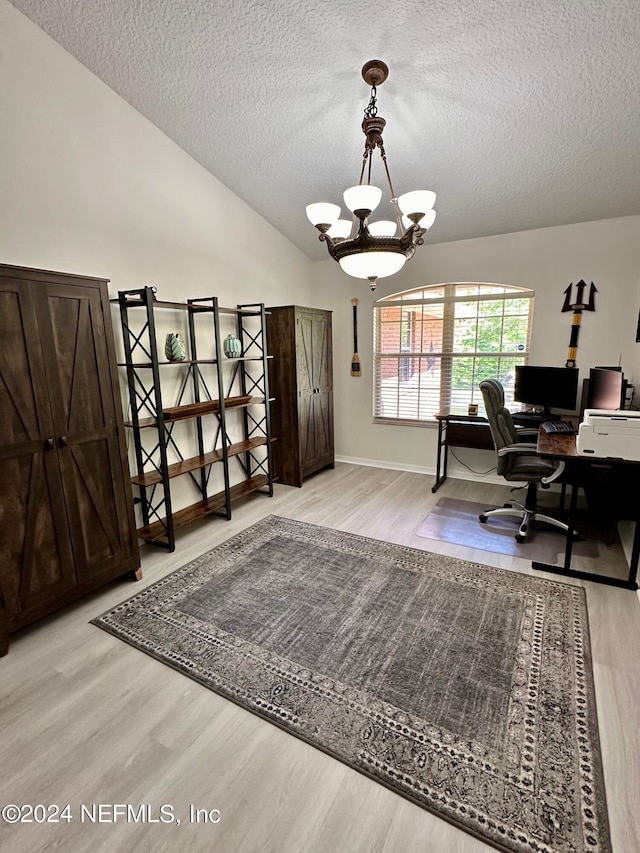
left=315, top=390, right=333, bottom=460
left=34, top=281, right=136, bottom=580
left=0, top=286, right=52, bottom=446
left=0, top=280, right=77, bottom=619
left=312, top=314, right=332, bottom=389
left=0, top=450, right=76, bottom=617
left=36, top=285, right=109, bottom=437
left=58, top=439, right=126, bottom=578
left=298, top=394, right=316, bottom=465
left=296, top=315, right=314, bottom=393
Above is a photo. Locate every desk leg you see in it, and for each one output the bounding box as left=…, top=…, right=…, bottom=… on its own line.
left=562, top=482, right=578, bottom=570
left=628, top=517, right=640, bottom=588
left=432, top=419, right=447, bottom=493
left=532, top=484, right=639, bottom=590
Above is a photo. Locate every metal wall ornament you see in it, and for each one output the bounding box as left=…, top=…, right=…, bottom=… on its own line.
left=350, top=298, right=362, bottom=376
left=306, top=60, right=436, bottom=291
left=562, top=280, right=597, bottom=368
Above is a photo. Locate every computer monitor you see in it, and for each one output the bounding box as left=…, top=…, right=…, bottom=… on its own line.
left=514, top=366, right=579, bottom=416
left=586, top=367, right=624, bottom=410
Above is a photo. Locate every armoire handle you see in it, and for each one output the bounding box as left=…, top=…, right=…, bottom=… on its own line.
left=58, top=435, right=68, bottom=447
left=45, top=437, right=54, bottom=449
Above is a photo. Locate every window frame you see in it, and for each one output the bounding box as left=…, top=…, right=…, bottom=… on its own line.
left=373, top=283, right=535, bottom=425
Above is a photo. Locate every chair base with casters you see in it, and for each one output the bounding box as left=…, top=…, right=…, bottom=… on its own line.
left=479, top=480, right=571, bottom=544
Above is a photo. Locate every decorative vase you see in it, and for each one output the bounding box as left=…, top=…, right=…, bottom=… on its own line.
left=164, top=332, right=187, bottom=361
left=223, top=334, right=242, bottom=358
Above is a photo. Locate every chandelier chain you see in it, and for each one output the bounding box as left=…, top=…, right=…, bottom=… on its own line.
left=358, top=149, right=369, bottom=185
left=363, top=85, right=378, bottom=119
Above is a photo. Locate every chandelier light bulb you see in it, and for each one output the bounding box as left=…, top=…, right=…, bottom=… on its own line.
left=339, top=251, right=407, bottom=279
left=397, top=190, right=436, bottom=218
left=327, top=219, right=352, bottom=239
left=343, top=185, right=382, bottom=215
left=402, top=209, right=437, bottom=231
left=305, top=202, right=341, bottom=228
left=368, top=220, right=397, bottom=237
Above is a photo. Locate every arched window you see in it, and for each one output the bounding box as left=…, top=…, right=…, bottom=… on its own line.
left=373, top=283, right=534, bottom=422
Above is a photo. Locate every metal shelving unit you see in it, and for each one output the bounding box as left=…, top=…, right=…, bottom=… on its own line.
left=114, top=286, right=273, bottom=551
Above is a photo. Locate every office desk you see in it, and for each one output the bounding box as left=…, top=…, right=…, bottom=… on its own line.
left=534, top=430, right=640, bottom=590
left=432, top=411, right=545, bottom=493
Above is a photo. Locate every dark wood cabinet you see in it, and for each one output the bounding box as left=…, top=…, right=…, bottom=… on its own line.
left=267, top=306, right=334, bottom=487
left=0, top=265, right=140, bottom=655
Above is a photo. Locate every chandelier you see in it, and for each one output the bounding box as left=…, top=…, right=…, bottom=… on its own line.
left=306, top=60, right=436, bottom=291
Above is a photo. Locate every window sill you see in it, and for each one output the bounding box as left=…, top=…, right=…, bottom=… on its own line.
left=373, top=417, right=438, bottom=429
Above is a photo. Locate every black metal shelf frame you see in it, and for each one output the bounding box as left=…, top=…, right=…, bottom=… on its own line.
left=237, top=303, right=274, bottom=496
left=116, top=287, right=273, bottom=551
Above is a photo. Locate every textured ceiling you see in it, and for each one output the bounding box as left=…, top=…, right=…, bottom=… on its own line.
left=9, top=0, right=640, bottom=260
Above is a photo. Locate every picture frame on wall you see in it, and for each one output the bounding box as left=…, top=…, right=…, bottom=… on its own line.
left=637, top=309, right=640, bottom=342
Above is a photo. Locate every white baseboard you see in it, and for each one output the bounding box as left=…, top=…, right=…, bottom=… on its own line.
left=334, top=454, right=505, bottom=485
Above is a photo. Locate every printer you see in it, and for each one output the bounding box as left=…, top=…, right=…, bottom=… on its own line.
left=577, top=409, right=640, bottom=461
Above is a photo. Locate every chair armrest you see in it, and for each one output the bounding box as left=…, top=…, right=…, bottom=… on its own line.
left=497, top=443, right=538, bottom=456
left=541, top=460, right=565, bottom=484
left=516, top=428, right=540, bottom=441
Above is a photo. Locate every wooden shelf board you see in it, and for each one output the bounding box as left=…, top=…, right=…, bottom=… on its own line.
left=117, top=359, right=218, bottom=367
left=116, top=357, right=271, bottom=367
left=124, top=396, right=267, bottom=428
left=111, top=298, right=213, bottom=312
left=228, top=473, right=269, bottom=498
left=221, top=355, right=273, bottom=361
left=137, top=474, right=270, bottom=542
left=162, top=395, right=250, bottom=422
left=131, top=437, right=268, bottom=486
left=124, top=415, right=159, bottom=429
left=111, top=297, right=261, bottom=315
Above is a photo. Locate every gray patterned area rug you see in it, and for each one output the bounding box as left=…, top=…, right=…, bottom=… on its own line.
left=92, top=515, right=610, bottom=853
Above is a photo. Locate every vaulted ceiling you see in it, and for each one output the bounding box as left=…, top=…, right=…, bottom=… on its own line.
left=10, top=0, right=640, bottom=259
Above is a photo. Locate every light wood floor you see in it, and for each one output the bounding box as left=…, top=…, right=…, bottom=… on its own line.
left=1, top=464, right=639, bottom=853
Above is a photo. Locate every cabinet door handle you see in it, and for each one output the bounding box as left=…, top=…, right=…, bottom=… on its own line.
left=59, top=435, right=68, bottom=447
left=45, top=437, right=54, bottom=449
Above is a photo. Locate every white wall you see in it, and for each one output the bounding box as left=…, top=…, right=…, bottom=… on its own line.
left=310, top=216, right=640, bottom=476
left=0, top=0, right=312, bottom=306
left=0, top=0, right=314, bottom=519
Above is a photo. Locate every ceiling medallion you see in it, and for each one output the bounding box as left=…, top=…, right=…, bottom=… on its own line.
left=306, top=60, right=436, bottom=291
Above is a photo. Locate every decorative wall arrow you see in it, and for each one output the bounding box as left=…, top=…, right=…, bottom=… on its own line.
left=561, top=280, right=597, bottom=368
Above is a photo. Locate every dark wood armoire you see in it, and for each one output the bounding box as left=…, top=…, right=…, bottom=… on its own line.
left=0, top=264, right=140, bottom=655
left=266, top=306, right=334, bottom=487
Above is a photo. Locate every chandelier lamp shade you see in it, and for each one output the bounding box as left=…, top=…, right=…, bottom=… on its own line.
left=306, top=60, right=436, bottom=291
